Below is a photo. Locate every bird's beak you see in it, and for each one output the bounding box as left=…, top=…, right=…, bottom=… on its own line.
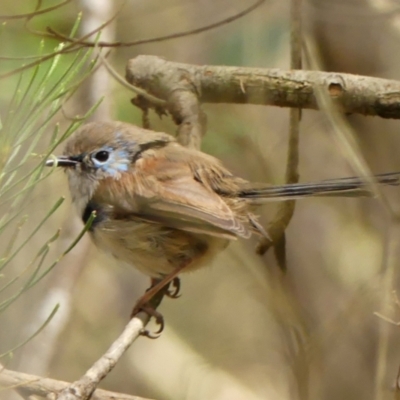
left=45, top=156, right=78, bottom=168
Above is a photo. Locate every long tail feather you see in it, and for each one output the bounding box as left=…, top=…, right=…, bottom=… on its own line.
left=239, top=172, right=400, bottom=202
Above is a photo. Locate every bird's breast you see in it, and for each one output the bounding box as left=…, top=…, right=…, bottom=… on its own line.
left=84, top=206, right=228, bottom=277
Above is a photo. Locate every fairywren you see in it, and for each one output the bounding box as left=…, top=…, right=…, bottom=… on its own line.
left=46, top=121, right=400, bottom=279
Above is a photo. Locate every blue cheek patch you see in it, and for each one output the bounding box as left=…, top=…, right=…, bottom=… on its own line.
left=96, top=148, right=130, bottom=176
left=114, top=150, right=130, bottom=171
left=100, top=164, right=122, bottom=176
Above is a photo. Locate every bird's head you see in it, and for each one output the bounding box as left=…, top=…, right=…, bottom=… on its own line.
left=46, top=121, right=174, bottom=211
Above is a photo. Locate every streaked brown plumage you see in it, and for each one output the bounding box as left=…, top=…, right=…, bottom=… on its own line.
left=46, top=121, right=400, bottom=277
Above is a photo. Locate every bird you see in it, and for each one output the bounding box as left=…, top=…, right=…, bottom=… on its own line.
left=45, top=121, right=400, bottom=326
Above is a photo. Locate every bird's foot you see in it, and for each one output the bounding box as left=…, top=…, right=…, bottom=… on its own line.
left=166, top=277, right=181, bottom=298
left=130, top=265, right=187, bottom=338
left=131, top=302, right=165, bottom=339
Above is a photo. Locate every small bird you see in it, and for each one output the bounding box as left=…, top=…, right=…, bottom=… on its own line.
left=46, top=121, right=400, bottom=320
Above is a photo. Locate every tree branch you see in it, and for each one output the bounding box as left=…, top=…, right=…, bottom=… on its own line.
left=0, top=0, right=71, bottom=20
left=257, top=0, right=303, bottom=260
left=55, top=311, right=150, bottom=400
left=126, top=55, right=400, bottom=119
left=45, top=0, right=266, bottom=48
left=53, top=280, right=171, bottom=400
left=0, top=363, right=152, bottom=400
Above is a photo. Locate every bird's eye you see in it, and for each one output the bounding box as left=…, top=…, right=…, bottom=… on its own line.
left=93, top=150, right=109, bottom=163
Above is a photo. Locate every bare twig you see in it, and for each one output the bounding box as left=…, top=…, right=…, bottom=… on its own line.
left=0, top=363, right=151, bottom=400
left=98, top=52, right=166, bottom=107
left=303, top=36, right=396, bottom=215
left=55, top=312, right=150, bottom=400
left=0, top=0, right=71, bottom=20
left=310, top=1, right=400, bottom=21
left=54, top=275, right=176, bottom=398
left=0, top=1, right=122, bottom=80
left=126, top=55, right=400, bottom=120
left=257, top=0, right=303, bottom=259
left=45, top=0, right=266, bottom=48
left=304, top=30, right=400, bottom=400
left=0, top=45, right=79, bottom=80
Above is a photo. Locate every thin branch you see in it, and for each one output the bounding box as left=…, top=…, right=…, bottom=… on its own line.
left=303, top=33, right=400, bottom=399
left=0, top=0, right=71, bottom=20
left=303, top=36, right=396, bottom=215
left=45, top=0, right=267, bottom=48
left=25, top=1, right=125, bottom=42
left=54, top=272, right=171, bottom=399
left=126, top=55, right=400, bottom=120
left=0, top=2, right=122, bottom=80
left=257, top=0, right=303, bottom=259
left=55, top=312, right=150, bottom=400
left=309, top=1, right=400, bottom=21
left=0, top=363, right=152, bottom=400
left=0, top=45, right=78, bottom=80
left=98, top=51, right=166, bottom=107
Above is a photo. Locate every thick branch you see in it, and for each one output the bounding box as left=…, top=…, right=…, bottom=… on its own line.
left=126, top=55, right=400, bottom=119
left=0, top=364, right=151, bottom=400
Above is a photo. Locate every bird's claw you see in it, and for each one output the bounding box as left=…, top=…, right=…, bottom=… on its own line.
left=131, top=303, right=165, bottom=339
left=166, top=277, right=181, bottom=298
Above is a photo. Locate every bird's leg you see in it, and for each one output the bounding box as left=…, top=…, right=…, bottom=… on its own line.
left=134, top=286, right=167, bottom=339
left=131, top=263, right=187, bottom=338
left=139, top=266, right=185, bottom=306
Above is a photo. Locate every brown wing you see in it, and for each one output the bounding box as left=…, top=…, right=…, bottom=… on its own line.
left=136, top=157, right=251, bottom=239
left=95, top=153, right=251, bottom=239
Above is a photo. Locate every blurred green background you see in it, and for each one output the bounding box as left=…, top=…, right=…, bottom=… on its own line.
left=2, top=1, right=400, bottom=399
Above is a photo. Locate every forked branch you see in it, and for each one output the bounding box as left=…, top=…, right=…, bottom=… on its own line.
left=126, top=55, right=400, bottom=120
